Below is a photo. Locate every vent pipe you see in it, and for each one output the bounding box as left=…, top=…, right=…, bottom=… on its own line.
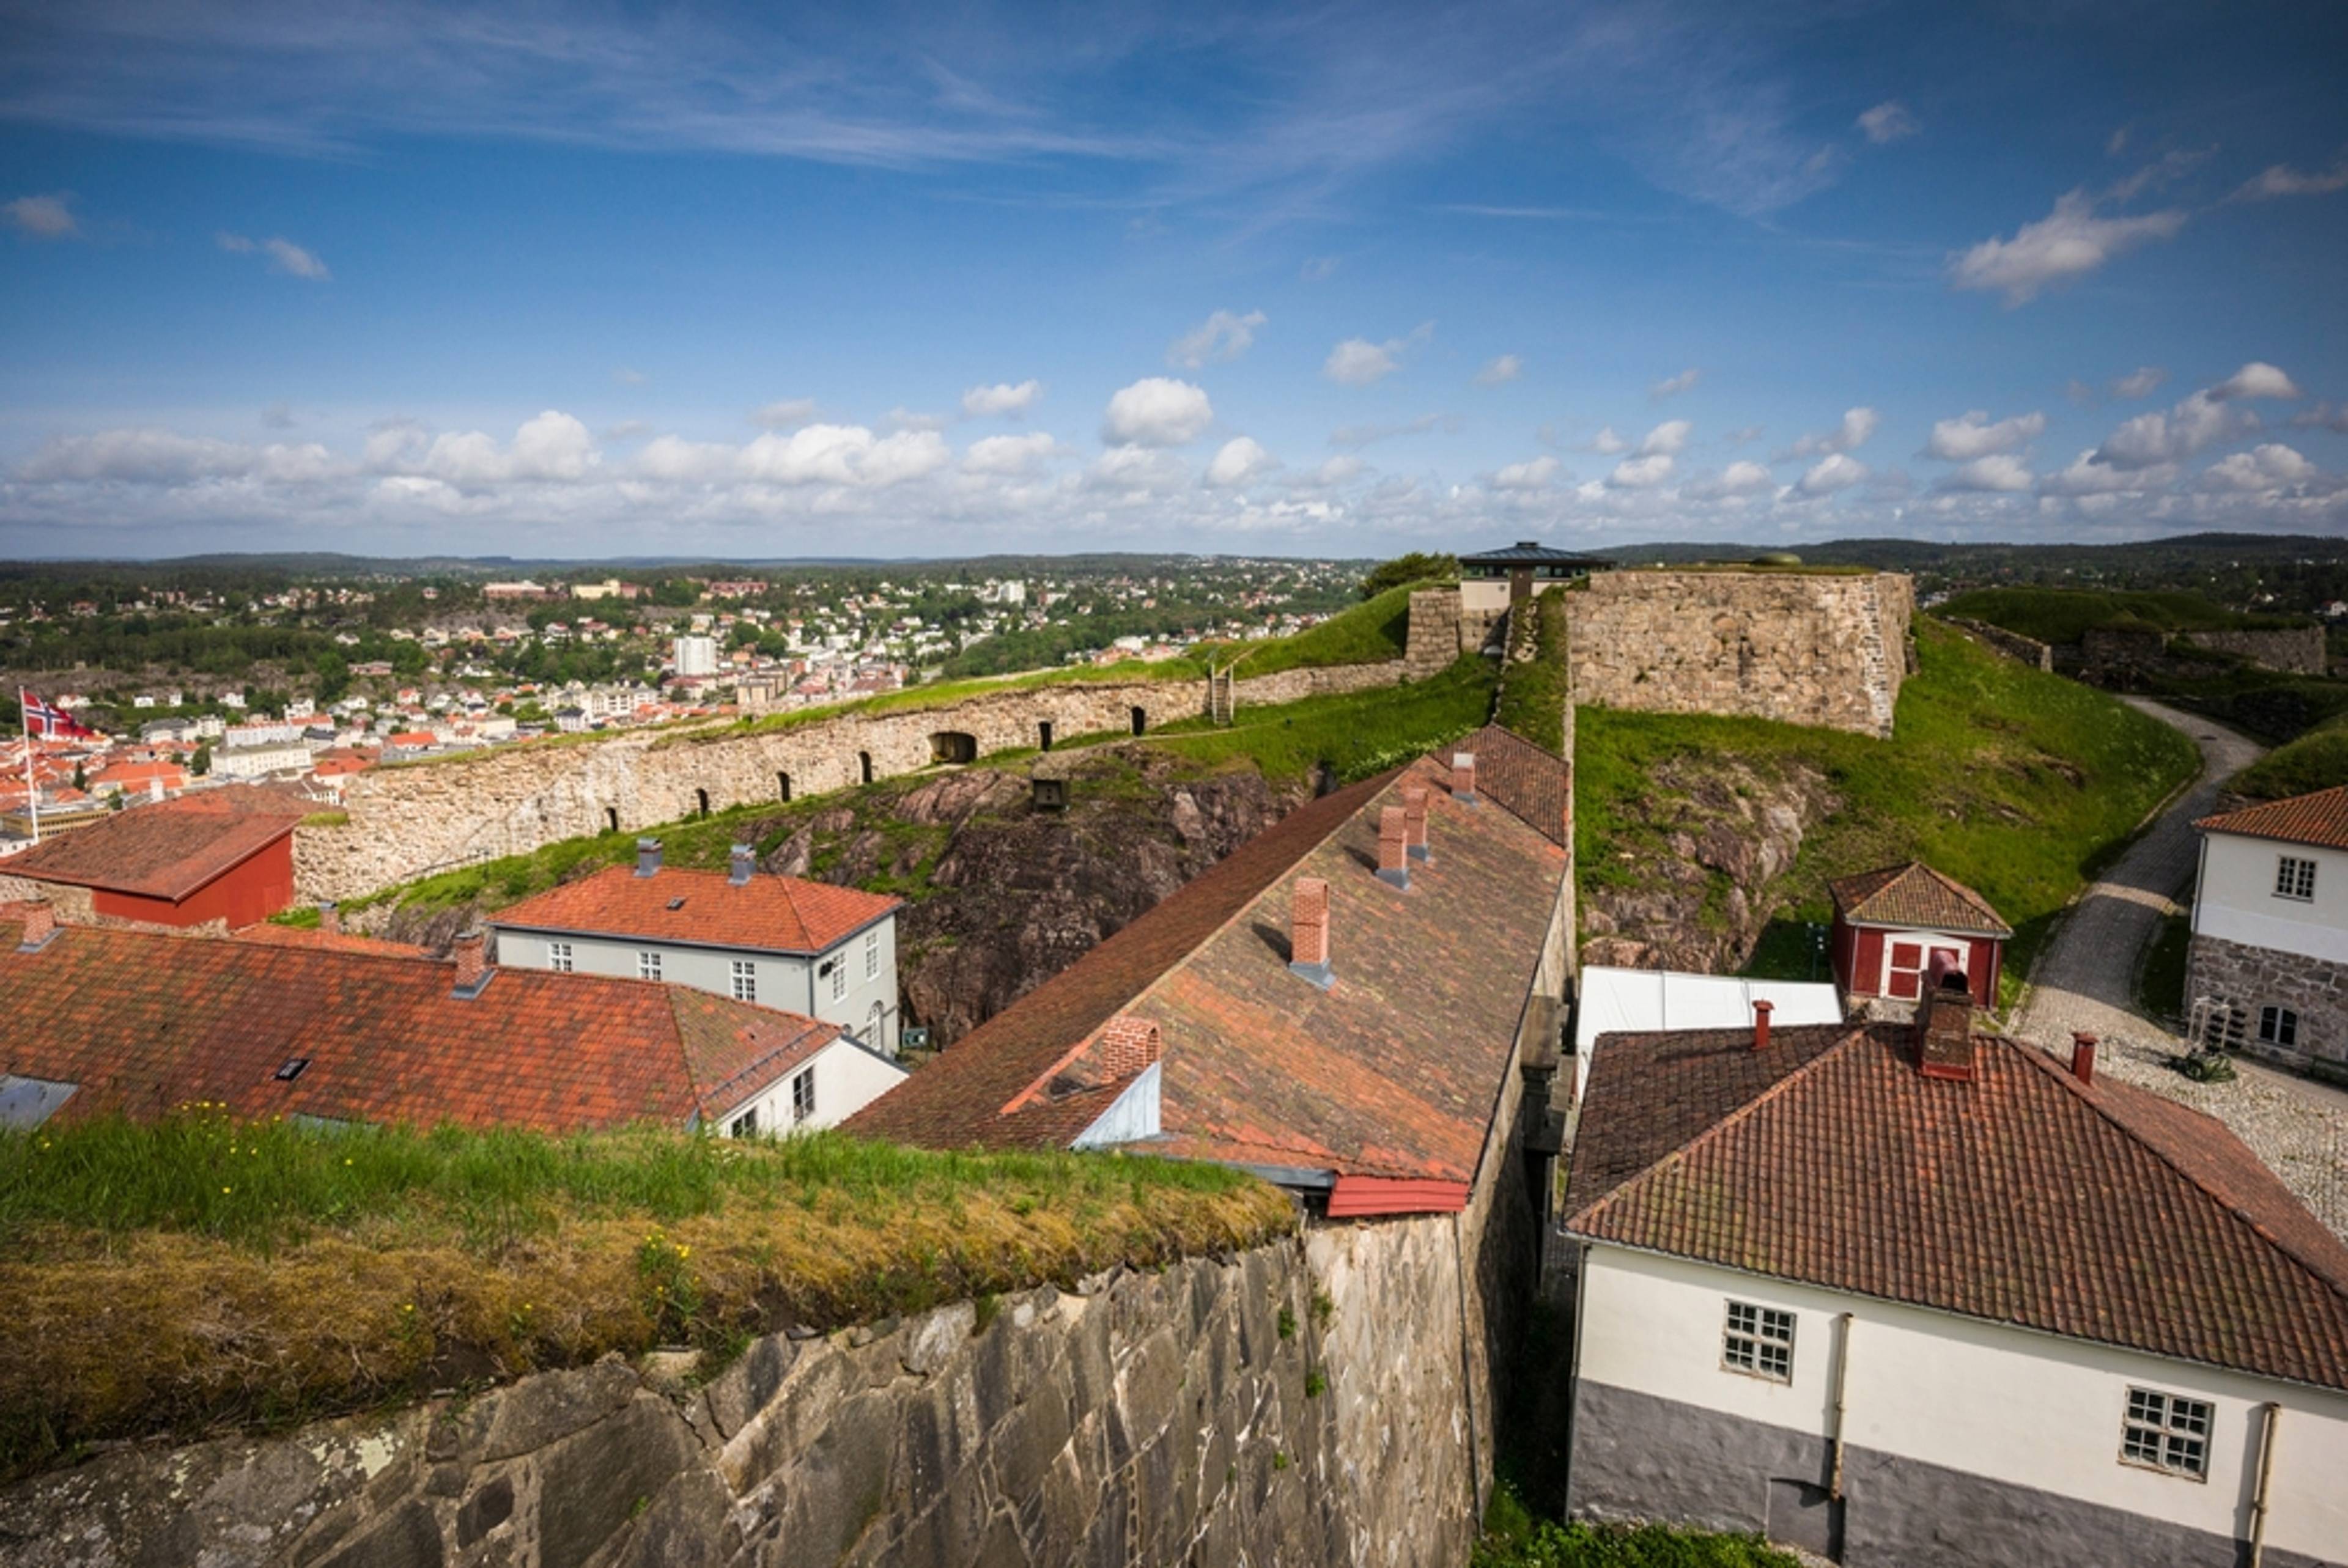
left=1752, top=999, right=1774, bottom=1051
left=1288, top=876, right=1334, bottom=990
left=729, top=843, right=756, bottom=886
left=635, top=837, right=662, bottom=877
left=2070, top=1031, right=2098, bottom=1086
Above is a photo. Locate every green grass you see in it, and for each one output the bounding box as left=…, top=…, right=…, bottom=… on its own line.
left=1494, top=592, right=1569, bottom=753
left=2146, top=668, right=2348, bottom=749
left=1475, top=1486, right=1803, bottom=1568
left=2233, top=718, right=2348, bottom=798
left=1149, top=656, right=1496, bottom=786
left=1209, top=580, right=1423, bottom=678
left=0, top=1113, right=1293, bottom=1476
left=2137, top=911, right=2191, bottom=1027
left=1940, top=585, right=2310, bottom=646
left=1578, top=618, right=2198, bottom=1001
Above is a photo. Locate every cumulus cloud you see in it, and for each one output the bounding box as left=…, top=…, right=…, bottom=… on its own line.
left=1925, top=410, right=2046, bottom=461
left=2038, top=451, right=2173, bottom=496
left=884, top=407, right=951, bottom=433
left=2210, top=361, right=2303, bottom=401
left=1717, top=460, right=1774, bottom=492
left=1607, top=453, right=1674, bottom=488
left=1650, top=367, right=1702, bottom=399
left=1101, top=377, right=1213, bottom=447
left=1491, top=455, right=1561, bottom=491
left=1581, top=425, right=1629, bottom=455
left=2199, top=444, right=2317, bottom=492
left=1856, top=101, right=1919, bottom=144
left=1949, top=187, right=2185, bottom=304
left=1798, top=453, right=1866, bottom=495
left=1304, top=455, right=1365, bottom=487
left=2090, top=364, right=2302, bottom=471
left=1329, top=413, right=1454, bottom=449
left=1167, top=310, right=1266, bottom=369
left=1638, top=420, right=1692, bottom=457
left=961, top=379, right=1044, bottom=418
left=2293, top=403, right=2348, bottom=435
left=4, top=193, right=79, bottom=239
left=962, top=432, right=1060, bottom=476
left=421, top=411, right=599, bottom=487
left=1787, top=407, right=1878, bottom=458
left=1205, top=436, right=1278, bottom=487
left=750, top=399, right=819, bottom=430
left=2111, top=366, right=2167, bottom=399
left=1323, top=322, right=1433, bottom=386
left=2234, top=159, right=2348, bottom=201
left=1088, top=444, right=1190, bottom=493
left=1474, top=354, right=1522, bottom=387
left=1936, top=454, right=2034, bottom=493
left=218, top=231, right=330, bottom=279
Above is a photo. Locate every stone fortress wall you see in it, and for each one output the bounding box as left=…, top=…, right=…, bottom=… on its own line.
left=2180, top=625, right=2328, bottom=675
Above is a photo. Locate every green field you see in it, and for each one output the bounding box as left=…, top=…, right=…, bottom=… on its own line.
left=1939, top=584, right=2310, bottom=646
left=1576, top=618, right=2199, bottom=998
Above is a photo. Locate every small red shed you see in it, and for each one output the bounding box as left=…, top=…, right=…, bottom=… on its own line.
left=1826, top=861, right=2011, bottom=1009
left=6, top=790, right=306, bottom=929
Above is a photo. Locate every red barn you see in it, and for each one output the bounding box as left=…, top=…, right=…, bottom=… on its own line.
left=1827, top=861, right=2011, bottom=1009
left=5, top=790, right=306, bottom=929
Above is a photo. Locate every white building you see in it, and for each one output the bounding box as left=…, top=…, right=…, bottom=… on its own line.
left=209, top=739, right=314, bottom=779
left=1558, top=992, right=2348, bottom=1567
left=487, top=839, right=906, bottom=1060
left=673, top=635, right=720, bottom=678
left=2188, top=786, right=2348, bottom=1075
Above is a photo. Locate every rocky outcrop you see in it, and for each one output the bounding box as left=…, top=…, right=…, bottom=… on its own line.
left=1579, top=756, right=1839, bottom=973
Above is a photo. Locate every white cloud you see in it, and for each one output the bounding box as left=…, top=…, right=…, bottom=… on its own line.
left=1300, top=256, right=1340, bottom=283
left=1856, top=101, right=1918, bottom=144
left=2199, top=444, right=2317, bottom=492
left=1606, top=453, right=1674, bottom=488
left=421, top=411, right=598, bottom=487
left=1101, top=377, right=1213, bottom=447
left=1715, top=460, right=1774, bottom=493
left=962, top=432, right=1060, bottom=476
left=20, top=429, right=265, bottom=484
left=2038, top=451, right=2173, bottom=496
left=1948, top=187, right=2185, bottom=304
left=2235, top=160, right=2348, bottom=201
left=750, top=398, right=819, bottom=430
left=1167, top=309, right=1266, bottom=369
left=2110, top=366, right=2166, bottom=399
left=1329, top=413, right=1455, bottom=449
left=1305, top=455, right=1365, bottom=487
left=599, top=419, right=651, bottom=442
left=1088, top=444, right=1189, bottom=493
left=736, top=424, right=950, bottom=487
left=216, top=232, right=330, bottom=279
left=1639, top=419, right=1692, bottom=457
left=1474, top=354, right=1522, bottom=387
left=1582, top=425, right=1628, bottom=455
left=884, top=407, right=952, bottom=432
left=1324, top=322, right=1433, bottom=386
left=1936, top=454, right=2034, bottom=493
left=1789, top=407, right=1878, bottom=458
left=3, top=193, right=78, bottom=239
left=1798, top=453, right=1866, bottom=495
left=961, top=379, right=1044, bottom=418
left=2210, top=361, right=2303, bottom=401
left=1205, top=436, right=1278, bottom=487
left=2294, top=403, right=2348, bottom=436
left=1724, top=425, right=1762, bottom=445
left=635, top=435, right=739, bottom=483
left=1924, top=410, right=2046, bottom=461
left=1491, top=455, right=1561, bottom=491
left=1650, top=367, right=1701, bottom=399
left=611, top=366, right=647, bottom=386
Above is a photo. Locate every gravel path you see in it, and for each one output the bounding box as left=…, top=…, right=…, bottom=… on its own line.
left=2012, top=698, right=2348, bottom=1242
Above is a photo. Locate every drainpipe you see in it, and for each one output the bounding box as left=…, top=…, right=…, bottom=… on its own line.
left=2248, top=1401, right=2281, bottom=1568
left=1452, top=1209, right=1486, bottom=1526
left=1828, top=1312, right=1855, bottom=1501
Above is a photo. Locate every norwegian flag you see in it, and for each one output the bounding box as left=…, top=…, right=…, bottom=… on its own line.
left=20, top=689, right=98, bottom=740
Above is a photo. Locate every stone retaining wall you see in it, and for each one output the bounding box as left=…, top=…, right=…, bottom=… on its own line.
left=1946, top=617, right=2054, bottom=672
left=2185, top=930, right=2348, bottom=1077
left=2182, top=626, right=2328, bottom=675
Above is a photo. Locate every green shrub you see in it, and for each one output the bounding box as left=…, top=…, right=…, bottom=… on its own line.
left=1475, top=1486, right=1803, bottom=1567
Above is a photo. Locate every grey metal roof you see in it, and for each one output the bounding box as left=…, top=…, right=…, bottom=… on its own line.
left=1458, top=540, right=1609, bottom=567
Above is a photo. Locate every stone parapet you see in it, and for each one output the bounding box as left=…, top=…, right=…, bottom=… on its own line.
left=2183, top=626, right=2327, bottom=675
left=1946, top=617, right=2054, bottom=672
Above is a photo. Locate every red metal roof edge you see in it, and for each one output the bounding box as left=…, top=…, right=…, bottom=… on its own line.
left=1326, top=1174, right=1471, bottom=1217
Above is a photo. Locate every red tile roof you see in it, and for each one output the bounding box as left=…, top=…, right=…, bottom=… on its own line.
left=231, top=922, right=431, bottom=959
left=2196, top=784, right=2348, bottom=851
left=489, top=863, right=901, bottom=955
left=1826, top=861, right=2011, bottom=937
left=4, top=790, right=306, bottom=902
left=1565, top=1022, right=2348, bottom=1391
left=849, top=727, right=1573, bottom=1196
left=0, top=908, right=843, bottom=1135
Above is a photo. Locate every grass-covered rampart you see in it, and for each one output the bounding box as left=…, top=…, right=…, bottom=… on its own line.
left=0, top=1113, right=1294, bottom=1479
left=2232, top=716, right=2348, bottom=799
left=1493, top=593, right=1570, bottom=752
left=1150, top=655, right=1494, bottom=785
left=1939, top=584, right=2312, bottom=646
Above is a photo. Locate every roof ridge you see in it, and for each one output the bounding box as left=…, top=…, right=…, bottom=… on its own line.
left=1565, top=1023, right=1869, bottom=1231
left=2006, top=1037, right=2348, bottom=1309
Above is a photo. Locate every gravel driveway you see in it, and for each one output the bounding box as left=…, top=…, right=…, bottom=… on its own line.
left=2012, top=698, right=2348, bottom=1240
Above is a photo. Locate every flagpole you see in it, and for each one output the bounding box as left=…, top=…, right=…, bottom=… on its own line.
left=20, top=689, right=39, bottom=845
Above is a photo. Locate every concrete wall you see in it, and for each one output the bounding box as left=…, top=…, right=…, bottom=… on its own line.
left=1565, top=572, right=1913, bottom=738
left=1565, top=1243, right=2348, bottom=1567
left=3, top=1229, right=1508, bottom=1568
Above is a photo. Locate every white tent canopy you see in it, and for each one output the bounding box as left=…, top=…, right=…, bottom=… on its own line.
left=1571, top=966, right=1844, bottom=1102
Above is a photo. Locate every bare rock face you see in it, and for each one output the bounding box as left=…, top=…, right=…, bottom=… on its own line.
left=1579, top=756, right=1839, bottom=973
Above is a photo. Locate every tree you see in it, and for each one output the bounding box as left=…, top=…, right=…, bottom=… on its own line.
left=1357, top=553, right=1458, bottom=600
left=190, top=742, right=211, bottom=776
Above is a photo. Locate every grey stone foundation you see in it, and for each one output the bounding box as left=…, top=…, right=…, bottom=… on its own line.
left=2185, top=932, right=2348, bottom=1077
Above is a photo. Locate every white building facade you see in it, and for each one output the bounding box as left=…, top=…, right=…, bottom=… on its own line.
left=2188, top=787, right=2348, bottom=1076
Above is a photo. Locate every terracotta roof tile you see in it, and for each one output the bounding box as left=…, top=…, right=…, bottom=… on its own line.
left=490, top=863, right=900, bottom=955
left=5, top=790, right=306, bottom=902
left=1565, top=1023, right=2348, bottom=1391
left=231, top=923, right=432, bottom=959
left=2196, top=784, right=2348, bottom=851
left=1826, top=861, right=2011, bottom=936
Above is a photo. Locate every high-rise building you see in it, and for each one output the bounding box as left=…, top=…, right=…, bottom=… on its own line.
left=672, top=635, right=718, bottom=677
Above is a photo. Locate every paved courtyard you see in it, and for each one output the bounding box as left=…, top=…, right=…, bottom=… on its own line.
left=2012, top=698, right=2348, bottom=1240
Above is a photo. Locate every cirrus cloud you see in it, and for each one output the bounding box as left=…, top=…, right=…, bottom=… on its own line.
left=1167, top=309, right=1266, bottom=369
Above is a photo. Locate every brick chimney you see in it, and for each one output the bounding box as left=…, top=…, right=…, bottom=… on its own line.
left=729, top=844, right=755, bottom=886
left=1401, top=786, right=1431, bottom=863
left=318, top=900, right=341, bottom=935
left=451, top=928, right=493, bottom=998
left=2070, top=1031, right=2098, bottom=1086
left=15, top=896, right=57, bottom=953
left=1752, top=999, right=1773, bottom=1051
left=1376, top=806, right=1410, bottom=889
left=1288, top=875, right=1333, bottom=989
left=1093, top=1015, right=1163, bottom=1082
left=635, top=837, right=662, bottom=878
left=1916, top=970, right=1975, bottom=1081
left=1450, top=752, right=1478, bottom=803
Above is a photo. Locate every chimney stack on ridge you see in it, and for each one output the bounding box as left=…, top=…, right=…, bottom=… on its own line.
left=635, top=838, right=662, bottom=878
left=1450, top=753, right=1478, bottom=803
left=318, top=901, right=340, bottom=935
left=729, top=844, right=756, bottom=886
left=1402, top=786, right=1431, bottom=863
left=1376, top=806, right=1410, bottom=889
left=1916, top=970, right=1975, bottom=1081
left=1288, top=876, right=1334, bottom=989
left=451, top=929, right=492, bottom=998
left=17, top=896, right=57, bottom=952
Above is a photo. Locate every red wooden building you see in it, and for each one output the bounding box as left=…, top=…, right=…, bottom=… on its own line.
left=6, top=790, right=306, bottom=929
left=1827, top=861, right=2011, bottom=1009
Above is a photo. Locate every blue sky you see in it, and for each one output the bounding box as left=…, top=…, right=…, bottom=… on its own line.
left=2, top=0, right=2345, bottom=559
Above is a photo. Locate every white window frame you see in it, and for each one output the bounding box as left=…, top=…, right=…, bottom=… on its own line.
left=728, top=1106, right=758, bottom=1139
left=729, top=959, right=757, bottom=1003
left=548, top=941, right=573, bottom=974
left=2258, top=1005, right=2298, bottom=1049
left=638, top=949, right=662, bottom=981
left=791, top=1067, right=816, bottom=1124
left=864, top=929, right=880, bottom=980
left=2275, top=855, right=2317, bottom=902
left=2121, top=1386, right=2211, bottom=1480
left=1721, top=1299, right=1795, bottom=1383
left=829, top=957, right=846, bottom=1001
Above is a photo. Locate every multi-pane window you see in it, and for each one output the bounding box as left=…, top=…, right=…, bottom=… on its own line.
left=730, top=960, right=757, bottom=1003
left=2275, top=856, right=2317, bottom=901
left=864, top=930, right=880, bottom=980
left=2121, top=1388, right=2211, bottom=1479
left=728, top=1107, right=758, bottom=1139
left=1721, top=1300, right=1795, bottom=1382
left=2259, top=1006, right=2298, bottom=1048
left=830, top=959, right=846, bottom=1001
left=791, top=1067, right=816, bottom=1124
left=638, top=950, right=662, bottom=981
left=548, top=941, right=573, bottom=974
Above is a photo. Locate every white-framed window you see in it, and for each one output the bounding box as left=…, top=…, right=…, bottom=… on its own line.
left=638, top=950, right=662, bottom=981
left=728, top=1106, right=758, bottom=1139
left=2121, top=1387, right=2211, bottom=1479
left=2275, top=856, right=2317, bottom=901
left=548, top=941, right=573, bottom=974
left=864, top=929, right=880, bottom=980
left=1722, top=1300, right=1795, bottom=1382
left=829, top=957, right=846, bottom=1001
left=2259, top=1006, right=2299, bottom=1049
left=730, top=960, right=757, bottom=1003
left=791, top=1067, right=816, bottom=1124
